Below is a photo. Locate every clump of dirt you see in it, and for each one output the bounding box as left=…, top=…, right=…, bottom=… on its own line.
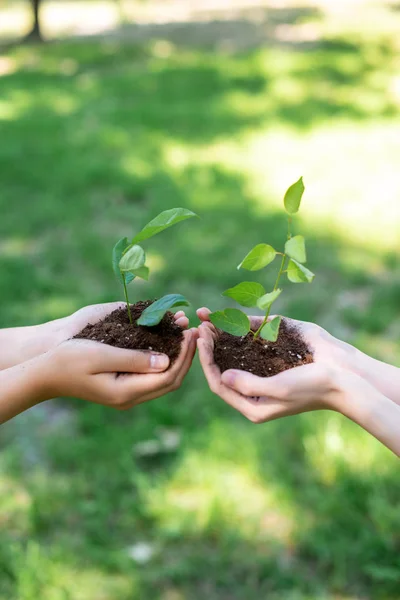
left=214, top=318, right=313, bottom=377
left=74, top=300, right=183, bottom=365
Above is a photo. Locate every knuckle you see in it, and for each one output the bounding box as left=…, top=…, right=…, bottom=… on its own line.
left=247, top=412, right=264, bottom=424
left=112, top=391, right=129, bottom=409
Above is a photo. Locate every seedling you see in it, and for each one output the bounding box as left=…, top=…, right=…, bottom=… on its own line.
left=209, top=178, right=315, bottom=342
left=112, top=208, right=197, bottom=326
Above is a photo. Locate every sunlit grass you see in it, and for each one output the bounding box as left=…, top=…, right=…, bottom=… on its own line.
left=1, top=4, right=400, bottom=598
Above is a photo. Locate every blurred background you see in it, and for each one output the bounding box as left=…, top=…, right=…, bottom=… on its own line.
left=0, top=1, right=399, bottom=598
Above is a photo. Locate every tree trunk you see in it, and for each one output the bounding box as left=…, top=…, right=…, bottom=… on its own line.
left=25, top=0, right=43, bottom=41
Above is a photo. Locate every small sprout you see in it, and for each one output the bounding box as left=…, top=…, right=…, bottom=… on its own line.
left=209, top=178, right=315, bottom=343
left=113, top=208, right=197, bottom=325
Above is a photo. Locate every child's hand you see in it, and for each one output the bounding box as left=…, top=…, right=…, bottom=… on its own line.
left=41, top=327, right=198, bottom=410
left=0, top=308, right=195, bottom=423
left=196, top=315, right=342, bottom=423
left=1, top=303, right=189, bottom=370
left=196, top=307, right=354, bottom=373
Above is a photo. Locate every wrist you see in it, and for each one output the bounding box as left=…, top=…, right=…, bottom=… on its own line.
left=321, top=366, right=365, bottom=415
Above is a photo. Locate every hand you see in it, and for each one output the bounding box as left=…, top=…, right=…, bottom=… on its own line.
left=197, top=307, right=354, bottom=372
left=0, top=306, right=195, bottom=423
left=40, top=326, right=198, bottom=410
left=51, top=302, right=190, bottom=345
left=196, top=307, right=344, bottom=423
left=0, top=302, right=190, bottom=370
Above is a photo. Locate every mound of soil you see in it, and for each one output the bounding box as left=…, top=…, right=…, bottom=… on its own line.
left=74, top=300, right=183, bottom=365
left=214, top=318, right=313, bottom=378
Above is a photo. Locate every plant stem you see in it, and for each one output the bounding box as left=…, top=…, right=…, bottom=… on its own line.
left=253, top=215, right=292, bottom=340
left=253, top=252, right=287, bottom=339
left=122, top=274, right=133, bottom=324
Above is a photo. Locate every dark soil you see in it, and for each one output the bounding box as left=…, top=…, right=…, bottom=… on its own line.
left=214, top=318, right=313, bottom=377
left=74, top=300, right=183, bottom=365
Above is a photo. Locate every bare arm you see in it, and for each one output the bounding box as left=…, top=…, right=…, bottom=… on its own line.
left=0, top=329, right=197, bottom=425
left=334, top=371, right=400, bottom=456
left=196, top=312, right=400, bottom=457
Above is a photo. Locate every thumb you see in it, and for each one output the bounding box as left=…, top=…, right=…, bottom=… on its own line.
left=81, top=341, right=170, bottom=374
left=221, top=369, right=275, bottom=397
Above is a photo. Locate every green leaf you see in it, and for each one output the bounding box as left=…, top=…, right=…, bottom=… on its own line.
left=125, top=272, right=135, bottom=285
left=285, top=235, right=306, bottom=263
left=260, top=316, right=282, bottom=342
left=238, top=244, right=276, bottom=271
left=131, top=208, right=198, bottom=245
left=257, top=288, right=282, bottom=310
left=119, top=245, right=146, bottom=273
left=284, top=177, right=305, bottom=215
left=112, top=237, right=130, bottom=284
left=209, top=309, right=250, bottom=337
left=222, top=282, right=266, bottom=308
left=137, top=294, right=190, bottom=327
left=287, top=259, right=315, bottom=283
left=131, top=266, right=149, bottom=281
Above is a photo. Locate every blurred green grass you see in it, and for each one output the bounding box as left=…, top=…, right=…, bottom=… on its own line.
left=1, top=4, right=400, bottom=599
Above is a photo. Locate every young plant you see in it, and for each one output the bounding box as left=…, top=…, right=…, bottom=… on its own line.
left=209, top=177, right=315, bottom=342
left=112, top=207, right=197, bottom=327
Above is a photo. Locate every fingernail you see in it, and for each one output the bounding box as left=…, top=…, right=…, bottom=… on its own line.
left=150, top=353, right=169, bottom=370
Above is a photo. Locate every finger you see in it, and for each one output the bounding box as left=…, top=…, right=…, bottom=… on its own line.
left=196, top=307, right=211, bottom=322
left=175, top=311, right=186, bottom=319
left=114, top=329, right=194, bottom=401
left=70, top=339, right=170, bottom=374
left=197, top=338, right=251, bottom=414
left=221, top=369, right=275, bottom=398
left=175, top=316, right=189, bottom=329
left=138, top=329, right=198, bottom=403
left=221, top=362, right=321, bottom=399
left=198, top=321, right=219, bottom=343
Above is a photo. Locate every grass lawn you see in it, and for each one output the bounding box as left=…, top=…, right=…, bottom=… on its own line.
left=0, top=3, right=400, bottom=598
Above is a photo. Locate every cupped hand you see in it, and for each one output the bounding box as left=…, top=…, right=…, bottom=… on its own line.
left=196, top=307, right=346, bottom=423
left=42, top=326, right=198, bottom=410
left=197, top=307, right=354, bottom=371
left=56, top=303, right=190, bottom=341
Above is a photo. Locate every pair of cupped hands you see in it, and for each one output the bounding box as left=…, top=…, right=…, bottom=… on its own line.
left=25, top=301, right=364, bottom=424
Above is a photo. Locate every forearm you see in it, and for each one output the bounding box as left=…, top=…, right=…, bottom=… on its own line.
left=346, top=345, right=400, bottom=407
left=334, top=372, right=400, bottom=457
left=0, top=355, right=49, bottom=424
left=0, top=319, right=65, bottom=370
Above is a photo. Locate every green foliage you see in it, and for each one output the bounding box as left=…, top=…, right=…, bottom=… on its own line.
left=222, top=282, right=265, bottom=308
left=257, top=288, right=282, bottom=310
left=211, top=178, right=314, bottom=343
left=285, top=235, right=306, bottom=263
left=237, top=244, right=276, bottom=271
left=113, top=208, right=197, bottom=323
left=260, top=315, right=282, bottom=341
left=112, top=237, right=130, bottom=284
left=287, top=259, right=315, bottom=283
left=209, top=308, right=251, bottom=336
left=119, top=245, right=147, bottom=278
left=137, top=294, right=190, bottom=326
left=131, top=208, right=198, bottom=245
left=283, top=176, right=305, bottom=215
